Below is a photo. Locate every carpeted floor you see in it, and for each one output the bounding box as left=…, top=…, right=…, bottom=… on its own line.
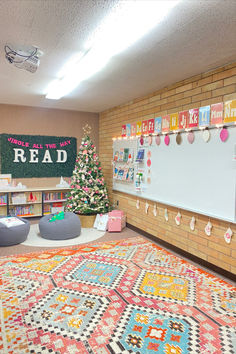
left=0, top=236, right=235, bottom=353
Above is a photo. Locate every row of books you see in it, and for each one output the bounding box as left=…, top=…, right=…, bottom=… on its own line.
left=113, top=148, right=134, bottom=162
left=43, top=192, right=67, bottom=201
left=113, top=167, right=134, bottom=181
left=0, top=194, right=7, bottom=205
left=9, top=205, right=34, bottom=216
left=43, top=202, right=64, bottom=214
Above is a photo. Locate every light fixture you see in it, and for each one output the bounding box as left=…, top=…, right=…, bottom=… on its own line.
left=46, top=0, right=180, bottom=100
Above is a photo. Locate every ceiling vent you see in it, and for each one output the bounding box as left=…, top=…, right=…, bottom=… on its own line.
left=4, top=44, right=42, bottom=73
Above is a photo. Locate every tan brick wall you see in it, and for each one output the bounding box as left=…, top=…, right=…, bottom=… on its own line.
left=99, top=62, right=236, bottom=274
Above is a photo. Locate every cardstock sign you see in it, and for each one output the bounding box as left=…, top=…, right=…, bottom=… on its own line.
left=199, top=105, right=210, bottom=127
left=121, top=125, right=126, bottom=137
left=170, top=113, right=179, bottom=131
left=126, top=124, right=131, bottom=137
left=148, top=119, right=155, bottom=134
left=162, top=115, right=170, bottom=133
left=136, top=121, right=142, bottom=136
left=179, top=111, right=189, bottom=129
left=154, top=117, right=162, bottom=134
left=224, top=100, right=236, bottom=123
left=0, top=134, right=77, bottom=178
left=211, top=102, right=223, bottom=125
left=142, top=120, right=148, bottom=135
left=131, top=123, right=136, bottom=136
left=188, top=108, right=199, bottom=128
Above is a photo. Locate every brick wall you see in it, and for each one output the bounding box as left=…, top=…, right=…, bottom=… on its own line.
left=99, top=62, right=236, bottom=274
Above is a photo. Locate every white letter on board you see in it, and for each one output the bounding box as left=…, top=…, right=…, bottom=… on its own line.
left=42, top=150, right=53, bottom=163
left=13, top=148, right=26, bottom=162
left=29, top=149, right=39, bottom=163
left=56, top=150, right=67, bottom=163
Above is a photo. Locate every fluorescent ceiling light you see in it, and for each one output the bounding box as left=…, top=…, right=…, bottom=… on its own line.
left=46, top=0, right=180, bottom=100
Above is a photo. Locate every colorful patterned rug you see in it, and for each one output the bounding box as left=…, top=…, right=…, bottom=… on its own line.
left=0, top=236, right=235, bottom=353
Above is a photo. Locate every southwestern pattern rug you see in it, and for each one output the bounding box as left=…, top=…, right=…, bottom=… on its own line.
left=0, top=236, right=235, bottom=354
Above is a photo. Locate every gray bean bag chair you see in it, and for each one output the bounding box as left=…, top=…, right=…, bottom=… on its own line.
left=0, top=216, right=30, bottom=246
left=39, top=212, right=81, bottom=240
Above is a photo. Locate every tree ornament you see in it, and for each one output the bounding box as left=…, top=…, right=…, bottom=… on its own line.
left=190, top=216, right=196, bottom=231
left=205, top=220, right=212, bottom=236
left=140, top=136, right=144, bottom=145
left=136, top=200, right=140, bottom=209
left=176, top=133, right=182, bottom=145
left=145, top=202, right=149, bottom=214
left=224, top=227, right=233, bottom=244
left=155, top=135, right=161, bottom=145
left=153, top=204, right=157, bottom=217
left=164, top=208, right=168, bottom=221
left=148, top=136, right=152, bottom=145
left=175, top=211, right=181, bottom=225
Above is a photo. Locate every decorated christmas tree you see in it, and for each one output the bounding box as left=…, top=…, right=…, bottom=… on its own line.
left=65, top=125, right=110, bottom=215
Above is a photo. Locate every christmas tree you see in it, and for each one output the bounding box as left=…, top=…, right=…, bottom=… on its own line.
left=66, top=127, right=110, bottom=215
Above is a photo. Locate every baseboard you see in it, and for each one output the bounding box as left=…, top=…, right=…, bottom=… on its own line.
left=127, top=223, right=236, bottom=282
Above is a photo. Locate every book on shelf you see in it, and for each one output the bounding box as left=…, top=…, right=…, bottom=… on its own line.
left=43, top=192, right=66, bottom=201
left=9, top=205, right=34, bottom=216
left=122, top=167, right=129, bottom=180
left=0, top=194, right=7, bottom=205
left=127, top=167, right=134, bottom=182
left=11, top=192, right=26, bottom=204
left=127, top=149, right=134, bottom=163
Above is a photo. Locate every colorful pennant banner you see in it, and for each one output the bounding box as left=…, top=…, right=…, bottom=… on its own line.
left=120, top=100, right=236, bottom=137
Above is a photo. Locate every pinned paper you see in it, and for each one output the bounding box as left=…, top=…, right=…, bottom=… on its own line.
left=205, top=221, right=212, bottom=236
left=153, top=204, right=157, bottom=217
left=145, top=202, right=149, bottom=214
left=224, top=227, right=233, bottom=244
left=190, top=216, right=196, bottom=231
left=136, top=200, right=140, bottom=209
left=164, top=208, right=168, bottom=221
left=175, top=211, right=181, bottom=225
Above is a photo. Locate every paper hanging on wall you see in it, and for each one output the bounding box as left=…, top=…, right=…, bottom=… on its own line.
left=202, top=129, right=210, bottom=142
left=224, top=227, right=233, bottom=244
left=136, top=200, right=140, bottom=209
left=176, top=133, right=182, bottom=145
left=153, top=204, right=157, bottom=217
left=187, top=131, right=194, bottom=144
left=190, top=216, right=196, bottom=231
left=175, top=211, right=181, bottom=225
left=164, top=208, right=168, bottom=221
left=205, top=221, right=212, bottom=236
left=220, top=128, right=228, bottom=142
left=139, top=136, right=144, bottom=145
left=155, top=136, right=161, bottom=145
left=164, top=135, right=170, bottom=146
left=147, top=159, right=151, bottom=167
left=145, top=202, right=149, bottom=214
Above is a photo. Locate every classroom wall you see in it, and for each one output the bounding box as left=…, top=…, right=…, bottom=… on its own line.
left=99, top=62, right=236, bottom=274
left=0, top=104, right=99, bottom=187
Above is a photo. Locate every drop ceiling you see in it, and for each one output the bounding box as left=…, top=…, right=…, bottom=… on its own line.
left=0, top=0, right=235, bottom=113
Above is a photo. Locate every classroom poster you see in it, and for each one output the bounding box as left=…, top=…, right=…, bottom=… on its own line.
left=199, top=105, right=210, bottom=127
left=170, top=113, right=179, bottom=131
left=188, top=108, right=199, bottom=128
left=211, top=102, right=223, bottom=125
left=148, top=119, right=155, bottom=134
left=162, top=115, right=170, bottom=133
left=224, top=100, right=236, bottom=123
left=0, top=133, right=77, bottom=178
left=179, top=111, right=189, bottom=129
left=154, top=117, right=162, bottom=134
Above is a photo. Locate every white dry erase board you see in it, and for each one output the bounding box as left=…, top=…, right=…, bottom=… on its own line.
left=113, top=127, right=236, bottom=223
